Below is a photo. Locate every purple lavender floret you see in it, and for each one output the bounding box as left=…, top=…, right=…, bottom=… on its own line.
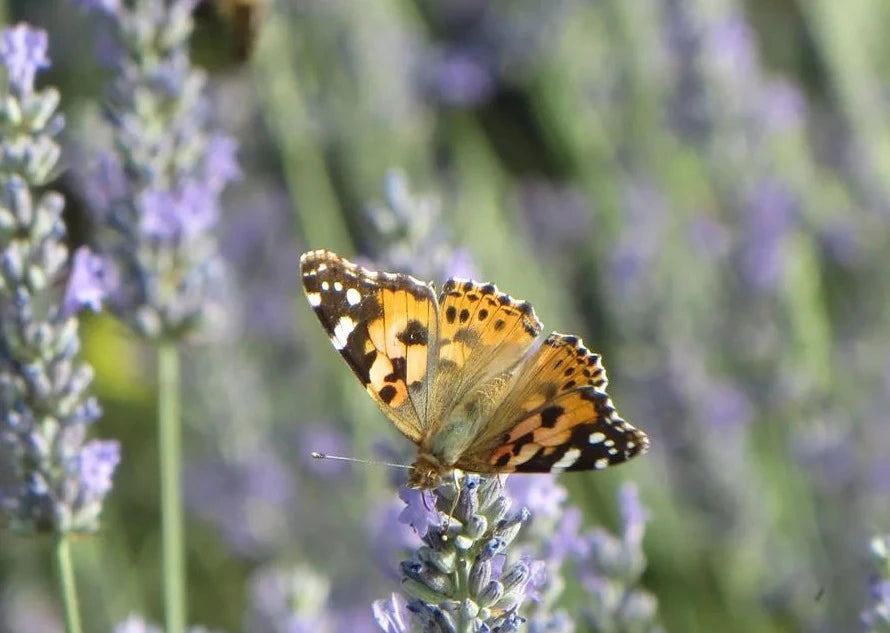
left=862, top=536, right=890, bottom=632
left=374, top=475, right=536, bottom=633
left=72, top=0, right=240, bottom=339
left=0, top=25, right=49, bottom=97
left=365, top=169, right=479, bottom=282
left=0, top=24, right=118, bottom=535
left=581, top=483, right=661, bottom=633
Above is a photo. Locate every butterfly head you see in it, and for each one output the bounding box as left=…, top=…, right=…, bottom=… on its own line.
left=408, top=453, right=449, bottom=489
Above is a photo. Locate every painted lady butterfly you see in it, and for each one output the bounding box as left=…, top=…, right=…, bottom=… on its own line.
left=301, top=249, right=649, bottom=489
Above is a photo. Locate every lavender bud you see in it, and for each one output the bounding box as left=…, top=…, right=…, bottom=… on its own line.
left=477, top=581, right=504, bottom=608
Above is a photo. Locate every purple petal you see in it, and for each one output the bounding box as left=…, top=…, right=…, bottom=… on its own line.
left=0, top=24, right=50, bottom=95
left=397, top=486, right=439, bottom=538
left=372, top=593, right=412, bottom=633
left=77, top=440, right=121, bottom=499
left=61, top=246, right=114, bottom=316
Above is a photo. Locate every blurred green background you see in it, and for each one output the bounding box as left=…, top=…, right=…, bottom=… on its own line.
left=3, top=0, right=890, bottom=631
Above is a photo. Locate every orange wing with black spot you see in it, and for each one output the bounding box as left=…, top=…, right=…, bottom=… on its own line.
left=300, top=250, right=439, bottom=442
left=472, top=387, right=648, bottom=473
left=457, top=333, right=648, bottom=474
left=427, top=278, right=542, bottom=436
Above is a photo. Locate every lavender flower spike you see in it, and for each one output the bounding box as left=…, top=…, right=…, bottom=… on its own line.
left=73, top=0, right=240, bottom=339
left=862, top=535, right=890, bottom=633
left=0, top=24, right=119, bottom=534
left=374, top=474, right=536, bottom=633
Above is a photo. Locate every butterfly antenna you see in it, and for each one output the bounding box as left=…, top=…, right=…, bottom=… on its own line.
left=310, top=451, right=415, bottom=470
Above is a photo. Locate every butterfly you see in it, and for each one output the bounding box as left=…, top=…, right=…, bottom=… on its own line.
left=300, top=249, right=649, bottom=489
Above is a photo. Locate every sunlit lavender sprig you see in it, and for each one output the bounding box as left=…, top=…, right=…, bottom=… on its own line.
left=365, top=169, right=476, bottom=281
left=245, top=564, right=335, bottom=633
left=506, top=476, right=577, bottom=633
left=580, top=484, right=661, bottom=633
left=862, top=535, right=890, bottom=633
left=374, top=474, right=535, bottom=633
left=73, top=0, right=240, bottom=339
left=0, top=23, right=119, bottom=536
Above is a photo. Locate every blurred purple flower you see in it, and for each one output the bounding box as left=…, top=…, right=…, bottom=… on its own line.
left=862, top=536, right=890, bottom=630
left=372, top=593, right=412, bottom=633
left=71, top=0, right=120, bottom=14
left=506, top=474, right=567, bottom=521
left=368, top=498, right=419, bottom=579
left=397, top=486, right=439, bottom=538
left=704, top=14, right=756, bottom=77
left=547, top=506, right=589, bottom=562
left=760, top=80, right=806, bottom=133
left=425, top=50, right=494, bottom=107
left=76, top=440, right=121, bottom=500
left=519, top=179, right=592, bottom=253
left=444, top=248, right=480, bottom=281
left=185, top=455, right=294, bottom=556
left=0, top=24, right=49, bottom=95
left=61, top=246, right=113, bottom=317
left=298, top=424, right=352, bottom=478
left=700, top=380, right=753, bottom=430
left=246, top=564, right=333, bottom=633
left=203, top=134, right=242, bottom=193
left=739, top=180, right=798, bottom=290
left=609, top=177, right=664, bottom=296
left=618, top=482, right=650, bottom=548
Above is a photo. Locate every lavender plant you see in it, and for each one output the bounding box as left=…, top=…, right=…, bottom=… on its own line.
left=374, top=474, right=535, bottom=633
left=863, top=535, right=890, bottom=633
left=0, top=23, right=120, bottom=633
left=69, top=2, right=239, bottom=633
left=507, top=478, right=661, bottom=633
left=580, top=484, right=661, bottom=633
left=365, top=168, right=477, bottom=282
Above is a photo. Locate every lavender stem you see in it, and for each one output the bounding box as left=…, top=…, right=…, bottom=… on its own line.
left=158, top=342, right=185, bottom=633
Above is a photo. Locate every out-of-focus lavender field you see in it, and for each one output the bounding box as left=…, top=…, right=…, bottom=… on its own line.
left=2, top=0, right=890, bottom=632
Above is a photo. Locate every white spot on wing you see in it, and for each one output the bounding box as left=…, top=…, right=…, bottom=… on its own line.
left=332, top=316, right=356, bottom=349
left=594, top=458, right=609, bottom=470
left=321, top=281, right=330, bottom=291
left=589, top=432, right=606, bottom=444
left=552, top=448, right=581, bottom=470
left=346, top=288, right=362, bottom=305
left=334, top=281, right=343, bottom=291
left=306, top=292, right=322, bottom=307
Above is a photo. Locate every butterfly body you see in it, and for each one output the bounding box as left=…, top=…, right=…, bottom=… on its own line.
left=301, top=249, right=649, bottom=489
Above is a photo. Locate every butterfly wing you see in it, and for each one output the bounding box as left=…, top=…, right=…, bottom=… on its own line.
left=456, top=333, right=648, bottom=473
left=426, top=278, right=542, bottom=440
left=300, top=250, right=439, bottom=443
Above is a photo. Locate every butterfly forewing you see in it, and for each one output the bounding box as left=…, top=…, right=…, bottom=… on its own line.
left=300, top=249, right=439, bottom=442
left=429, top=278, right=542, bottom=429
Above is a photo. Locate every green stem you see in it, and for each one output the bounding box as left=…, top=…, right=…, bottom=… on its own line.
left=158, top=342, right=186, bottom=633
left=54, top=534, right=83, bottom=633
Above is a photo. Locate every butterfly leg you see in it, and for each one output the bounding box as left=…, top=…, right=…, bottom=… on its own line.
left=440, top=470, right=462, bottom=541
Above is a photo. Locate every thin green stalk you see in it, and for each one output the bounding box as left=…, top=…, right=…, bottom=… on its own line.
left=158, top=342, right=185, bottom=633
left=55, top=534, right=83, bottom=633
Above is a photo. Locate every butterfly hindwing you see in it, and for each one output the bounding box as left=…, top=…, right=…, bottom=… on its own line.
left=300, top=250, right=439, bottom=443
left=460, top=386, right=649, bottom=474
